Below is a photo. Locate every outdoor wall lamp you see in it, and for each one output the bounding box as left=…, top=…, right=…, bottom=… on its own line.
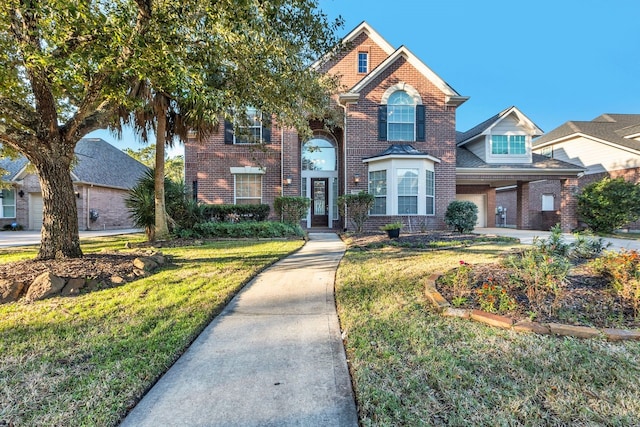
left=75, top=191, right=81, bottom=198
left=284, top=176, right=292, bottom=186
left=18, top=190, right=24, bottom=198
left=353, top=174, right=360, bottom=185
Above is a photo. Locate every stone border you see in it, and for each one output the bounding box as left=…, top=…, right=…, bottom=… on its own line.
left=424, top=273, right=640, bottom=342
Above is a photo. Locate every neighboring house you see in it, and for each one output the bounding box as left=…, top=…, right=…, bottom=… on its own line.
left=185, top=23, right=584, bottom=231
left=499, top=113, right=640, bottom=231
left=0, top=138, right=148, bottom=231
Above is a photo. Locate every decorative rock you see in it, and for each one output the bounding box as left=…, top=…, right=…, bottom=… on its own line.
left=513, top=320, right=551, bottom=335
left=470, top=310, right=514, bottom=329
left=426, top=273, right=441, bottom=284
left=61, top=278, right=86, bottom=296
left=425, top=286, right=450, bottom=312
left=442, top=307, right=470, bottom=318
left=25, top=272, right=66, bottom=301
left=110, top=275, right=126, bottom=285
left=0, top=279, right=25, bottom=303
left=85, top=279, right=102, bottom=292
left=548, top=323, right=601, bottom=339
left=133, top=268, right=148, bottom=277
left=133, top=257, right=159, bottom=271
left=602, top=328, right=640, bottom=341
left=150, top=254, right=166, bottom=265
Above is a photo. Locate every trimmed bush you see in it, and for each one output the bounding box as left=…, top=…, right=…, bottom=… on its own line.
left=274, top=196, right=310, bottom=225
left=577, top=177, right=640, bottom=233
left=203, top=204, right=270, bottom=222
left=338, top=192, right=375, bottom=233
left=444, top=200, right=478, bottom=233
left=190, top=221, right=305, bottom=238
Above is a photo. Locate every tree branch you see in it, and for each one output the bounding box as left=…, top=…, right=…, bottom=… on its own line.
left=0, top=96, right=39, bottom=130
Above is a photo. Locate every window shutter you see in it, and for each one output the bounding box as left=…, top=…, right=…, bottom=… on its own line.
left=416, top=105, right=425, bottom=142
left=378, top=105, right=387, bottom=141
left=224, top=120, right=234, bottom=144
left=262, top=113, right=271, bottom=144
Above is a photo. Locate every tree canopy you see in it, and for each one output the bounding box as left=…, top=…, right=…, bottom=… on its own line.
left=0, top=0, right=342, bottom=259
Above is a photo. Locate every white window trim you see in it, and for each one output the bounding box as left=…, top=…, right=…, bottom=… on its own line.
left=426, top=169, right=435, bottom=216
left=368, top=170, right=387, bottom=215
left=0, top=189, right=16, bottom=219
left=365, top=158, right=436, bottom=216
left=233, top=174, right=263, bottom=205
left=357, top=51, right=368, bottom=74
left=542, top=194, right=555, bottom=212
left=234, top=107, right=263, bottom=144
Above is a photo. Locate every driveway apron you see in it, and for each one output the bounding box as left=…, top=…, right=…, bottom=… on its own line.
left=121, top=233, right=358, bottom=427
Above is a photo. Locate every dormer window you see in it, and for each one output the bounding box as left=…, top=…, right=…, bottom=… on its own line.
left=491, top=135, right=526, bottom=155
left=357, top=52, right=368, bottom=73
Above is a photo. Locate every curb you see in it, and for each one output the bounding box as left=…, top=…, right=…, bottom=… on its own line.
left=424, top=274, right=640, bottom=342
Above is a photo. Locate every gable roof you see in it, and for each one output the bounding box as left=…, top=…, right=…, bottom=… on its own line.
left=349, top=45, right=467, bottom=105
left=533, top=114, right=640, bottom=153
left=311, top=21, right=395, bottom=70
left=456, top=106, right=543, bottom=146
left=3, top=138, right=148, bottom=189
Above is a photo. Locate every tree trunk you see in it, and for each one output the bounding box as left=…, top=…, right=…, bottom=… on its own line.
left=153, top=94, right=170, bottom=240
left=33, top=152, right=83, bottom=259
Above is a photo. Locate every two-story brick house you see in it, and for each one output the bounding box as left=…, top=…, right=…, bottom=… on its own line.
left=186, top=22, right=584, bottom=231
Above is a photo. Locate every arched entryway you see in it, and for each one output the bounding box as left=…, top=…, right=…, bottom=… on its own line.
left=301, top=135, right=338, bottom=228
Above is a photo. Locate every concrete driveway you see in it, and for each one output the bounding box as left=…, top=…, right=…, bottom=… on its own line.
left=476, top=227, right=640, bottom=252
left=0, top=229, right=143, bottom=248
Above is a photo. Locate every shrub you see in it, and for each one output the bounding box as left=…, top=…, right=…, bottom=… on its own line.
left=380, top=221, right=403, bottom=231
left=338, top=192, right=375, bottom=233
left=274, top=196, right=310, bottom=225
left=590, top=250, right=640, bottom=317
left=444, top=200, right=478, bottom=233
left=577, top=177, right=640, bottom=233
left=191, top=221, right=305, bottom=239
left=203, top=204, right=270, bottom=222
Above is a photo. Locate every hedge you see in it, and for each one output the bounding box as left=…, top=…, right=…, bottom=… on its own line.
left=189, top=221, right=305, bottom=238
left=203, top=204, right=270, bottom=222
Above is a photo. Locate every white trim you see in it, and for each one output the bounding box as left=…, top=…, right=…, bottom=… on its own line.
left=363, top=154, right=441, bottom=164
left=534, top=132, right=640, bottom=156
left=484, top=107, right=543, bottom=137
left=229, top=166, right=266, bottom=174
left=381, top=83, right=422, bottom=105
left=350, top=46, right=463, bottom=99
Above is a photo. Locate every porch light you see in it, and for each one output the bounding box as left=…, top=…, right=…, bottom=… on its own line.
left=353, top=174, right=360, bottom=185
left=284, top=176, right=292, bottom=186
left=75, top=191, right=81, bottom=198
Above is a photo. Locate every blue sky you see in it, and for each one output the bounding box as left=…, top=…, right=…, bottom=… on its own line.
left=90, top=0, right=640, bottom=154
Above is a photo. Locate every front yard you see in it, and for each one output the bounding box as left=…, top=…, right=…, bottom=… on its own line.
left=335, top=239, right=640, bottom=425
left=0, top=236, right=304, bottom=426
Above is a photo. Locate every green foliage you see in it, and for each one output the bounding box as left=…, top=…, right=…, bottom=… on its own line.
left=476, top=279, right=517, bottom=314
left=338, top=192, right=375, bottom=233
left=190, top=221, right=305, bottom=239
left=274, top=196, right=311, bottom=225
left=123, top=145, right=184, bottom=182
left=577, top=177, right=640, bottom=233
left=203, top=204, right=270, bottom=223
left=590, top=250, right=640, bottom=317
left=444, top=200, right=478, bottom=233
left=380, top=221, right=403, bottom=231
left=126, top=169, right=203, bottom=240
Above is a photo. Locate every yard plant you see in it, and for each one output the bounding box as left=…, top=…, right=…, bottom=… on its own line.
left=0, top=235, right=303, bottom=425
left=336, top=240, right=640, bottom=425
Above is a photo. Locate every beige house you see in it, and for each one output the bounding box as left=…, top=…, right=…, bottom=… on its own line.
left=0, top=138, right=148, bottom=231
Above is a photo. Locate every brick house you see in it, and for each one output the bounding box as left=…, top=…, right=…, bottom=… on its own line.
left=497, top=113, right=640, bottom=231
left=185, top=22, right=584, bottom=231
left=0, top=138, right=148, bottom=231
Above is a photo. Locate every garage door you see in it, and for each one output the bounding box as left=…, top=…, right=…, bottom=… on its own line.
left=29, top=193, right=43, bottom=231
left=455, top=194, right=486, bottom=227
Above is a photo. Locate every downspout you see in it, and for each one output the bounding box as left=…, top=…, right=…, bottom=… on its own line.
left=338, top=92, right=360, bottom=231
left=280, top=123, right=284, bottom=197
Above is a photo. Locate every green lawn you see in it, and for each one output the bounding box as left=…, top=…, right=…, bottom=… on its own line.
left=336, top=243, right=640, bottom=426
left=0, top=236, right=304, bottom=426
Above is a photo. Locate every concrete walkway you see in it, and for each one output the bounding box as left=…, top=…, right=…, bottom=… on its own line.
left=476, top=227, right=640, bottom=252
left=121, top=233, right=358, bottom=427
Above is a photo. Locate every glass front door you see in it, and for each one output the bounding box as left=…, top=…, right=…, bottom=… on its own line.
left=311, top=178, right=329, bottom=227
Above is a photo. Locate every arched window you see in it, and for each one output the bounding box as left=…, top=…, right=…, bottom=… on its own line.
left=378, top=84, right=425, bottom=142
left=302, top=137, right=337, bottom=171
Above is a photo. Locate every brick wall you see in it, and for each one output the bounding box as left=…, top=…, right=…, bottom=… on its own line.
left=79, top=185, right=137, bottom=230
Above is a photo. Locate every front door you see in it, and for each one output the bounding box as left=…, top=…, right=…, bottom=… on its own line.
left=311, top=178, right=329, bottom=227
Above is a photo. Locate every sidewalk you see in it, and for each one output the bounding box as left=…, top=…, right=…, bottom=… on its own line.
left=121, top=233, right=358, bottom=427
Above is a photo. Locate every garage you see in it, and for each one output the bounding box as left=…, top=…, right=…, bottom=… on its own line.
left=455, top=194, right=486, bottom=227
left=29, top=193, right=43, bottom=231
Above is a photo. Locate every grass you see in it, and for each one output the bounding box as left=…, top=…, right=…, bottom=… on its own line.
left=0, top=236, right=304, bottom=426
left=335, top=243, right=640, bottom=426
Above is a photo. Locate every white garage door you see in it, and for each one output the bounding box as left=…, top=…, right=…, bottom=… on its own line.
left=455, top=194, right=486, bottom=227
left=29, top=193, right=43, bottom=231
